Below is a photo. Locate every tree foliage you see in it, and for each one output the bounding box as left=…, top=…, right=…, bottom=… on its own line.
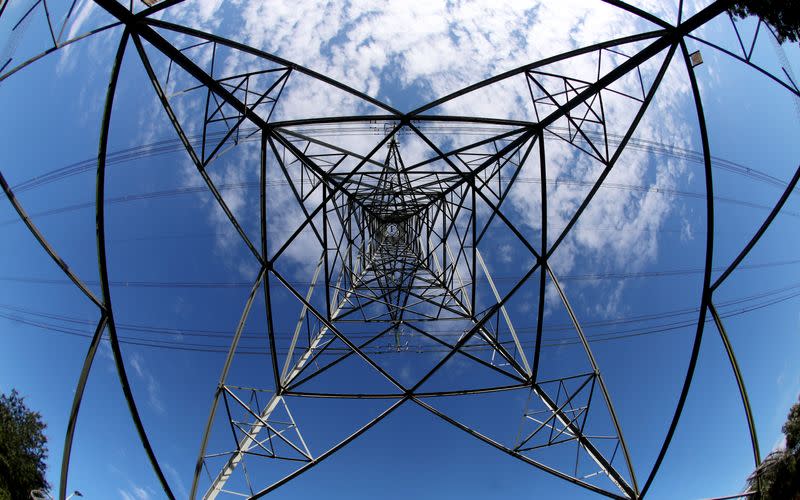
left=729, top=0, right=800, bottom=44
left=747, top=396, right=800, bottom=500
left=0, top=390, right=49, bottom=500
left=785, top=399, right=800, bottom=453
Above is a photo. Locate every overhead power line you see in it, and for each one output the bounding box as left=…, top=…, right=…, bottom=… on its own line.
left=1, top=277, right=799, bottom=355
left=1, top=257, right=797, bottom=289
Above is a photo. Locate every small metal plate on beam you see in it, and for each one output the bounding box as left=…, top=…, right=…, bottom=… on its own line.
left=689, top=50, right=703, bottom=67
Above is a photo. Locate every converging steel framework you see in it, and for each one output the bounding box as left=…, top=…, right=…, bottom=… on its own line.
left=1, top=0, right=799, bottom=498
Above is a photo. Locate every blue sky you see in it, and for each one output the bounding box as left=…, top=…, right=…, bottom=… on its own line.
left=1, top=0, right=799, bottom=499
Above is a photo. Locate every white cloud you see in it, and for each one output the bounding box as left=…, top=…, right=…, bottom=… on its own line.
left=56, top=0, right=104, bottom=75
left=64, top=0, right=97, bottom=42
left=593, top=280, right=627, bottom=319
left=498, top=243, right=513, bottom=263
left=119, top=484, right=152, bottom=500
left=128, top=352, right=165, bottom=415
left=98, top=338, right=117, bottom=373
left=164, top=463, right=190, bottom=499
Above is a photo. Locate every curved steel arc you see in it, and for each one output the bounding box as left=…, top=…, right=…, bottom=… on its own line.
left=59, top=314, right=107, bottom=500
left=639, top=40, right=716, bottom=498
left=260, top=134, right=282, bottom=392
left=531, top=132, right=547, bottom=382
left=708, top=302, right=761, bottom=468
left=546, top=265, right=638, bottom=495
left=189, top=267, right=266, bottom=499
left=94, top=28, right=175, bottom=499
left=0, top=170, right=102, bottom=308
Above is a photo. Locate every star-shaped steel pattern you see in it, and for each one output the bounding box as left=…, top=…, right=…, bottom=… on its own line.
left=1, top=0, right=798, bottom=499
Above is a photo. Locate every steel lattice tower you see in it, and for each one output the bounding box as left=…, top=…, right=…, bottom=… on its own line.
left=1, top=0, right=799, bottom=499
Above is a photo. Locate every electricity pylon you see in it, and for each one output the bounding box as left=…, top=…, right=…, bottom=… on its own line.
left=1, top=1, right=798, bottom=499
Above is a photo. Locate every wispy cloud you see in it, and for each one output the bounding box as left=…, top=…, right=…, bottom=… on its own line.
left=164, top=463, right=190, bottom=499
left=498, top=243, right=514, bottom=264
left=98, top=338, right=116, bottom=373
left=118, top=485, right=151, bottom=500
left=128, top=352, right=165, bottom=415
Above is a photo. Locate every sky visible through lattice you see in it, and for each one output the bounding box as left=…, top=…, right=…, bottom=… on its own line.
left=1, top=1, right=799, bottom=499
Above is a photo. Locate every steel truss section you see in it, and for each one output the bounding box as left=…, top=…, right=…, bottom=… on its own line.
left=1, top=0, right=799, bottom=499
